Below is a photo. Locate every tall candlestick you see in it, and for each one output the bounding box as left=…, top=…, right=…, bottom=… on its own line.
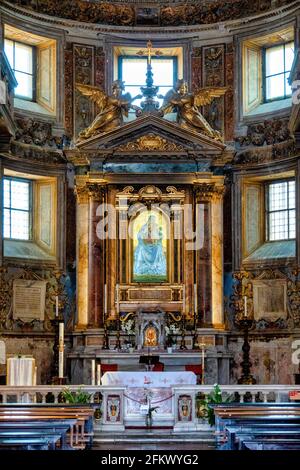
left=91, top=359, right=95, bottom=386
left=58, top=322, right=64, bottom=378
left=55, top=296, right=59, bottom=317
left=182, top=285, right=186, bottom=314
left=244, top=296, right=248, bottom=318
left=97, top=364, right=101, bottom=386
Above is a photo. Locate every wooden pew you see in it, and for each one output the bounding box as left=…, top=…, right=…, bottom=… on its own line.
left=212, top=403, right=300, bottom=451
left=0, top=404, right=95, bottom=450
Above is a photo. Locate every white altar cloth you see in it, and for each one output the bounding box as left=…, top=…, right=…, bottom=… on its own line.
left=102, top=371, right=197, bottom=421
left=101, top=371, right=197, bottom=387
left=7, top=356, right=36, bottom=386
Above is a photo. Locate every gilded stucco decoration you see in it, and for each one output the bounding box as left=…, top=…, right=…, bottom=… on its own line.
left=116, top=134, right=184, bottom=152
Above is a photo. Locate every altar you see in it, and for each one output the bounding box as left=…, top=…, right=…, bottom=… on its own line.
left=101, top=371, right=196, bottom=427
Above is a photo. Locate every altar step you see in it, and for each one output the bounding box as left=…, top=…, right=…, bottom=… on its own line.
left=93, top=429, right=216, bottom=450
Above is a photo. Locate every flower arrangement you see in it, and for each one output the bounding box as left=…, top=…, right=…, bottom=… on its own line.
left=165, top=323, right=181, bottom=347
left=121, top=319, right=135, bottom=335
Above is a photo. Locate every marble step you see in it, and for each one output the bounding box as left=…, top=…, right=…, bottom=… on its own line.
left=93, top=430, right=215, bottom=444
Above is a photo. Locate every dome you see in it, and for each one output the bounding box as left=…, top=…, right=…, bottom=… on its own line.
left=5, top=0, right=294, bottom=27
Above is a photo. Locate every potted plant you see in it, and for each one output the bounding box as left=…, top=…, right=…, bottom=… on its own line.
left=61, top=387, right=92, bottom=404
left=197, top=384, right=233, bottom=426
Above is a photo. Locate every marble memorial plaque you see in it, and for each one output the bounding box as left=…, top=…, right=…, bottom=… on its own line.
left=13, top=279, right=46, bottom=321
left=253, top=279, right=287, bottom=321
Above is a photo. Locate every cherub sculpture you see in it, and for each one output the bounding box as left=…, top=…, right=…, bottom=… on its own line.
left=160, top=79, right=227, bottom=141
left=76, top=80, right=139, bottom=140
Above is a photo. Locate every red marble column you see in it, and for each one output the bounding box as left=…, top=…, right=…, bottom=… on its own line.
left=88, top=184, right=106, bottom=327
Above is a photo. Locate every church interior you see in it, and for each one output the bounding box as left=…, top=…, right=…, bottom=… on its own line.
left=0, top=0, right=300, bottom=452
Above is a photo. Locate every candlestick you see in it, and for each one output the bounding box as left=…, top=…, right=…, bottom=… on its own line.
left=244, top=296, right=248, bottom=318
left=58, top=322, right=64, bottom=379
left=182, top=285, right=185, bottom=314
left=91, top=359, right=95, bottom=386
left=97, top=364, right=101, bottom=386
left=55, top=296, right=59, bottom=317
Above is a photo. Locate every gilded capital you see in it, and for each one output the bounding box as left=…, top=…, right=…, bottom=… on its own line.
left=194, top=183, right=225, bottom=202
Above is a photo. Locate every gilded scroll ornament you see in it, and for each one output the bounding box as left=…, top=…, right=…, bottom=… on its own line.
left=160, top=80, right=227, bottom=141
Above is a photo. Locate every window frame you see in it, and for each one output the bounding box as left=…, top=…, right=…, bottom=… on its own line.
left=118, top=54, right=178, bottom=98
left=3, top=176, right=33, bottom=241
left=265, top=178, right=296, bottom=242
left=262, top=41, right=294, bottom=103
left=4, top=38, right=37, bottom=102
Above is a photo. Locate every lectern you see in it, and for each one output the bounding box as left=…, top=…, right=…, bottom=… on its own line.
left=139, top=355, right=160, bottom=371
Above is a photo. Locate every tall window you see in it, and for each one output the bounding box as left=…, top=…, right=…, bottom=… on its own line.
left=4, top=39, right=35, bottom=100
left=266, top=180, right=295, bottom=241
left=3, top=178, right=32, bottom=240
left=119, top=56, right=177, bottom=108
left=264, top=41, right=294, bottom=101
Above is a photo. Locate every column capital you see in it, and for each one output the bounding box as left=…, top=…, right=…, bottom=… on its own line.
left=194, top=183, right=226, bottom=202
left=87, top=183, right=106, bottom=201
left=74, top=184, right=89, bottom=204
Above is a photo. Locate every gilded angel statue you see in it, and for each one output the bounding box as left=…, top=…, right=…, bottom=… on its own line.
left=160, top=79, right=227, bottom=141
left=76, top=80, right=140, bottom=140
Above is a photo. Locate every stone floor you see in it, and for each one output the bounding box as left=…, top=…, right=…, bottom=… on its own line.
left=93, top=429, right=216, bottom=450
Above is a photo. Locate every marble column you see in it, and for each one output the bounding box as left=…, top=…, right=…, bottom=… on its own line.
left=75, top=184, right=89, bottom=328
left=88, top=184, right=106, bottom=328
left=211, top=189, right=225, bottom=328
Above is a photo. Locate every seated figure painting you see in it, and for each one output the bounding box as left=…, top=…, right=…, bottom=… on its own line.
left=132, top=211, right=168, bottom=283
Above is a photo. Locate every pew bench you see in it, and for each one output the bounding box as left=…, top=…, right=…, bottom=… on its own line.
left=212, top=403, right=300, bottom=451
left=0, top=404, right=95, bottom=450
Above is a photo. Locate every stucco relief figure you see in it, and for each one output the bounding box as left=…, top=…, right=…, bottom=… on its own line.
left=160, top=79, right=227, bottom=141
left=76, top=80, right=139, bottom=140
left=133, top=214, right=167, bottom=283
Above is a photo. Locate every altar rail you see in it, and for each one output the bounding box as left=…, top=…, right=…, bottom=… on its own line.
left=0, top=384, right=298, bottom=404
left=0, top=385, right=299, bottom=432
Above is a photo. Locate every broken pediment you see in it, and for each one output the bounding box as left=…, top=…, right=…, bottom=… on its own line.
left=67, top=115, right=234, bottom=167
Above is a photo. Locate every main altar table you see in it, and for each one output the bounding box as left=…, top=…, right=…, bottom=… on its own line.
left=102, top=371, right=196, bottom=426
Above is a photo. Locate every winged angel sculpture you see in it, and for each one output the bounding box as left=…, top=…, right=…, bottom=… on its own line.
left=160, top=80, right=227, bottom=141
left=76, top=80, right=139, bottom=140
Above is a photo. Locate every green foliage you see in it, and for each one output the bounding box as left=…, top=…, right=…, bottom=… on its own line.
left=61, top=387, right=92, bottom=404
left=196, top=384, right=233, bottom=426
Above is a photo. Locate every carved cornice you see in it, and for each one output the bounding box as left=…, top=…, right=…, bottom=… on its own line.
left=116, top=134, right=185, bottom=153
left=194, top=182, right=225, bottom=202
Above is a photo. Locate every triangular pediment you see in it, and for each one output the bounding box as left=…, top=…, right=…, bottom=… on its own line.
left=75, top=115, right=227, bottom=155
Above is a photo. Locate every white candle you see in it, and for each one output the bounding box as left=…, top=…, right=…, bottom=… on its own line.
left=194, top=283, right=197, bottom=314
left=182, top=285, right=185, bottom=313
left=55, top=296, right=59, bottom=317
left=116, top=284, right=120, bottom=314
left=97, top=364, right=101, bottom=386
left=104, top=284, right=107, bottom=315
left=201, top=345, right=205, bottom=385
left=58, top=322, right=64, bottom=378
left=244, top=296, right=248, bottom=317
left=91, top=359, right=95, bottom=386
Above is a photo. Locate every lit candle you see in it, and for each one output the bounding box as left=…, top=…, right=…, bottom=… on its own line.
left=58, top=322, right=64, bottom=378
left=244, top=296, right=248, bottom=318
left=91, top=359, right=95, bottom=386
left=96, top=364, right=101, bottom=386
left=55, top=296, right=59, bottom=317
